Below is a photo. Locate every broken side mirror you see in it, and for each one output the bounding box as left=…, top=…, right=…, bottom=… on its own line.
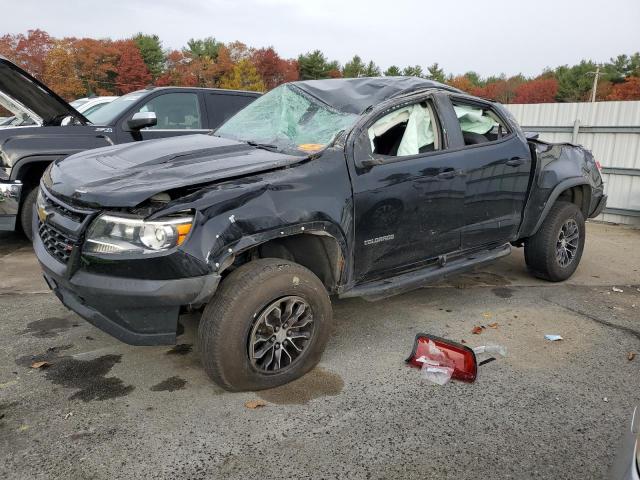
left=524, top=131, right=540, bottom=140
left=406, top=333, right=478, bottom=382
left=60, top=115, right=75, bottom=126
left=127, top=111, right=157, bottom=131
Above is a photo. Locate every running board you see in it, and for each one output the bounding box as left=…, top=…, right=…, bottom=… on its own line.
left=340, top=243, right=511, bottom=301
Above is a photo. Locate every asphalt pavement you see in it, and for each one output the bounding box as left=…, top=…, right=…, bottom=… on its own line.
left=1, top=222, right=639, bottom=479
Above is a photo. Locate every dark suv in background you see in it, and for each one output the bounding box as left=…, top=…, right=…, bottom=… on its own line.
left=0, top=57, right=260, bottom=239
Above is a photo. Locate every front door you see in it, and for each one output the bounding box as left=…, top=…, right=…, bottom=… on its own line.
left=350, top=97, right=465, bottom=282
left=122, top=91, right=212, bottom=142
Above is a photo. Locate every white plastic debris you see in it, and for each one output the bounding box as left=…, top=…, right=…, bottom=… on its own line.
left=414, top=340, right=455, bottom=385
left=420, top=363, right=454, bottom=385
left=545, top=334, right=564, bottom=341
left=473, top=345, right=507, bottom=357
left=612, top=287, right=623, bottom=293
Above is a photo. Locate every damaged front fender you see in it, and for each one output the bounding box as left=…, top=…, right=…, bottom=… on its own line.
left=149, top=148, right=355, bottom=291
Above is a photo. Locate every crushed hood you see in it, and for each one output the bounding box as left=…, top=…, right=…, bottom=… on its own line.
left=0, top=57, right=88, bottom=126
left=46, top=134, right=306, bottom=207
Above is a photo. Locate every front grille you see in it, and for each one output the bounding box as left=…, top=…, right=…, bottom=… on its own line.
left=38, top=220, right=78, bottom=264
left=43, top=194, right=87, bottom=223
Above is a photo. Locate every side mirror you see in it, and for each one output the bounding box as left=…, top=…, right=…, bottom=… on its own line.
left=127, top=111, right=157, bottom=131
left=60, top=115, right=75, bottom=126
left=524, top=131, right=540, bottom=140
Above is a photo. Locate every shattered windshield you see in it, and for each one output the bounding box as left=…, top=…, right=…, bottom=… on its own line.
left=216, top=84, right=358, bottom=154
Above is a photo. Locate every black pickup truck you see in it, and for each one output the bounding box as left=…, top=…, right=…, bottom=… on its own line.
left=0, top=57, right=259, bottom=239
left=33, top=77, right=606, bottom=391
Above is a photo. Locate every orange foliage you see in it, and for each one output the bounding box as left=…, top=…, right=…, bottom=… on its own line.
left=513, top=78, right=558, bottom=103
left=607, top=77, right=640, bottom=100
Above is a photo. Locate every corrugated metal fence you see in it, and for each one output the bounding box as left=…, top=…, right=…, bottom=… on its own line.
left=504, top=101, right=640, bottom=226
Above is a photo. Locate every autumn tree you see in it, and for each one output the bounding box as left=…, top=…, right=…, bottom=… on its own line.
left=227, top=41, right=253, bottom=63
left=384, top=65, right=401, bottom=76
left=220, top=59, right=264, bottom=91
left=447, top=75, right=475, bottom=93
left=0, top=29, right=53, bottom=80
left=607, top=77, right=640, bottom=100
left=133, top=33, right=164, bottom=79
left=513, top=78, right=559, bottom=103
left=114, top=40, right=151, bottom=93
left=71, top=38, right=120, bottom=95
left=43, top=41, right=84, bottom=100
left=156, top=50, right=197, bottom=87
left=251, top=47, right=298, bottom=90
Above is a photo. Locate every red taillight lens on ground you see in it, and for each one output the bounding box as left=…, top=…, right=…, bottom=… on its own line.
left=405, top=334, right=478, bottom=383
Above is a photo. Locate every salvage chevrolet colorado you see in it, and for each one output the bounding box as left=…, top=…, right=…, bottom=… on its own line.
left=33, top=77, right=607, bottom=391
left=0, top=57, right=259, bottom=239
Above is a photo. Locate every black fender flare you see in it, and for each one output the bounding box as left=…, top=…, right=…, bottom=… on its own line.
left=209, top=220, right=351, bottom=286
left=531, top=178, right=591, bottom=234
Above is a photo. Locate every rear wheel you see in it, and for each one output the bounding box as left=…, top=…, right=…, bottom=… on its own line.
left=19, top=187, right=38, bottom=242
left=198, top=258, right=333, bottom=391
left=524, top=201, right=585, bottom=281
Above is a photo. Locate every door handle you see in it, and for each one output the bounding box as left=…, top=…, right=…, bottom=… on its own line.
left=505, top=158, right=524, bottom=167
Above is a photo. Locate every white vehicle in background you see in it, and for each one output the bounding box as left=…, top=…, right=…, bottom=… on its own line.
left=70, top=96, right=118, bottom=116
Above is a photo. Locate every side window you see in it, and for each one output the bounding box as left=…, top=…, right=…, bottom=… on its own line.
left=136, top=93, right=202, bottom=130
left=364, top=101, right=440, bottom=158
left=207, top=93, right=256, bottom=128
left=451, top=101, right=511, bottom=146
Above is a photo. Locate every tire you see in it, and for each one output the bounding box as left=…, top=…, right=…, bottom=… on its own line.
left=19, top=187, right=38, bottom=242
left=198, top=258, right=333, bottom=392
left=524, top=201, right=585, bottom=282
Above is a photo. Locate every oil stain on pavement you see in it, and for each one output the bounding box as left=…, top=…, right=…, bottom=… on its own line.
left=16, top=349, right=134, bottom=402
left=166, top=344, right=192, bottom=355
left=20, top=317, right=75, bottom=337
left=150, top=376, right=187, bottom=392
left=492, top=287, right=514, bottom=298
left=258, top=367, right=344, bottom=405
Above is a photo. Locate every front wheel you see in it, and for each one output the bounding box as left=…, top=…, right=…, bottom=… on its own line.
left=524, top=201, right=585, bottom=281
left=198, top=258, right=333, bottom=392
left=20, top=187, right=38, bottom=242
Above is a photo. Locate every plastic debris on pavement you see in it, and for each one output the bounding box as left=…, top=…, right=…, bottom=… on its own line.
left=406, top=334, right=506, bottom=386
left=473, top=345, right=507, bottom=357
left=544, top=334, right=564, bottom=341
left=414, top=340, right=456, bottom=385
left=612, top=287, right=624, bottom=293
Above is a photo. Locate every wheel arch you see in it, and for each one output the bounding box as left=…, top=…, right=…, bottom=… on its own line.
left=531, top=179, right=591, bottom=235
left=212, top=223, right=349, bottom=294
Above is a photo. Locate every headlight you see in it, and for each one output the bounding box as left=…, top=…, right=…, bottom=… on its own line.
left=36, top=189, right=47, bottom=222
left=84, top=214, right=193, bottom=254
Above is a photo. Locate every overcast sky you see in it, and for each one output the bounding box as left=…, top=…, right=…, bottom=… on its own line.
left=3, top=0, right=640, bottom=77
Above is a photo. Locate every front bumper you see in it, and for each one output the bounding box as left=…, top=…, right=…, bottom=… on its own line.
left=34, top=219, right=221, bottom=345
left=0, top=180, right=22, bottom=230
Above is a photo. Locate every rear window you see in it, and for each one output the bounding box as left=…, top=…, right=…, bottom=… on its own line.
left=206, top=93, right=256, bottom=129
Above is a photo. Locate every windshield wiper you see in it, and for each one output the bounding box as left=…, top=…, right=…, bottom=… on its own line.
left=246, top=141, right=279, bottom=152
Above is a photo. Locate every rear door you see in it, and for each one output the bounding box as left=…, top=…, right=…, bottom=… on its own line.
left=439, top=95, right=532, bottom=248
left=349, top=95, right=465, bottom=281
left=204, top=92, right=258, bottom=129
